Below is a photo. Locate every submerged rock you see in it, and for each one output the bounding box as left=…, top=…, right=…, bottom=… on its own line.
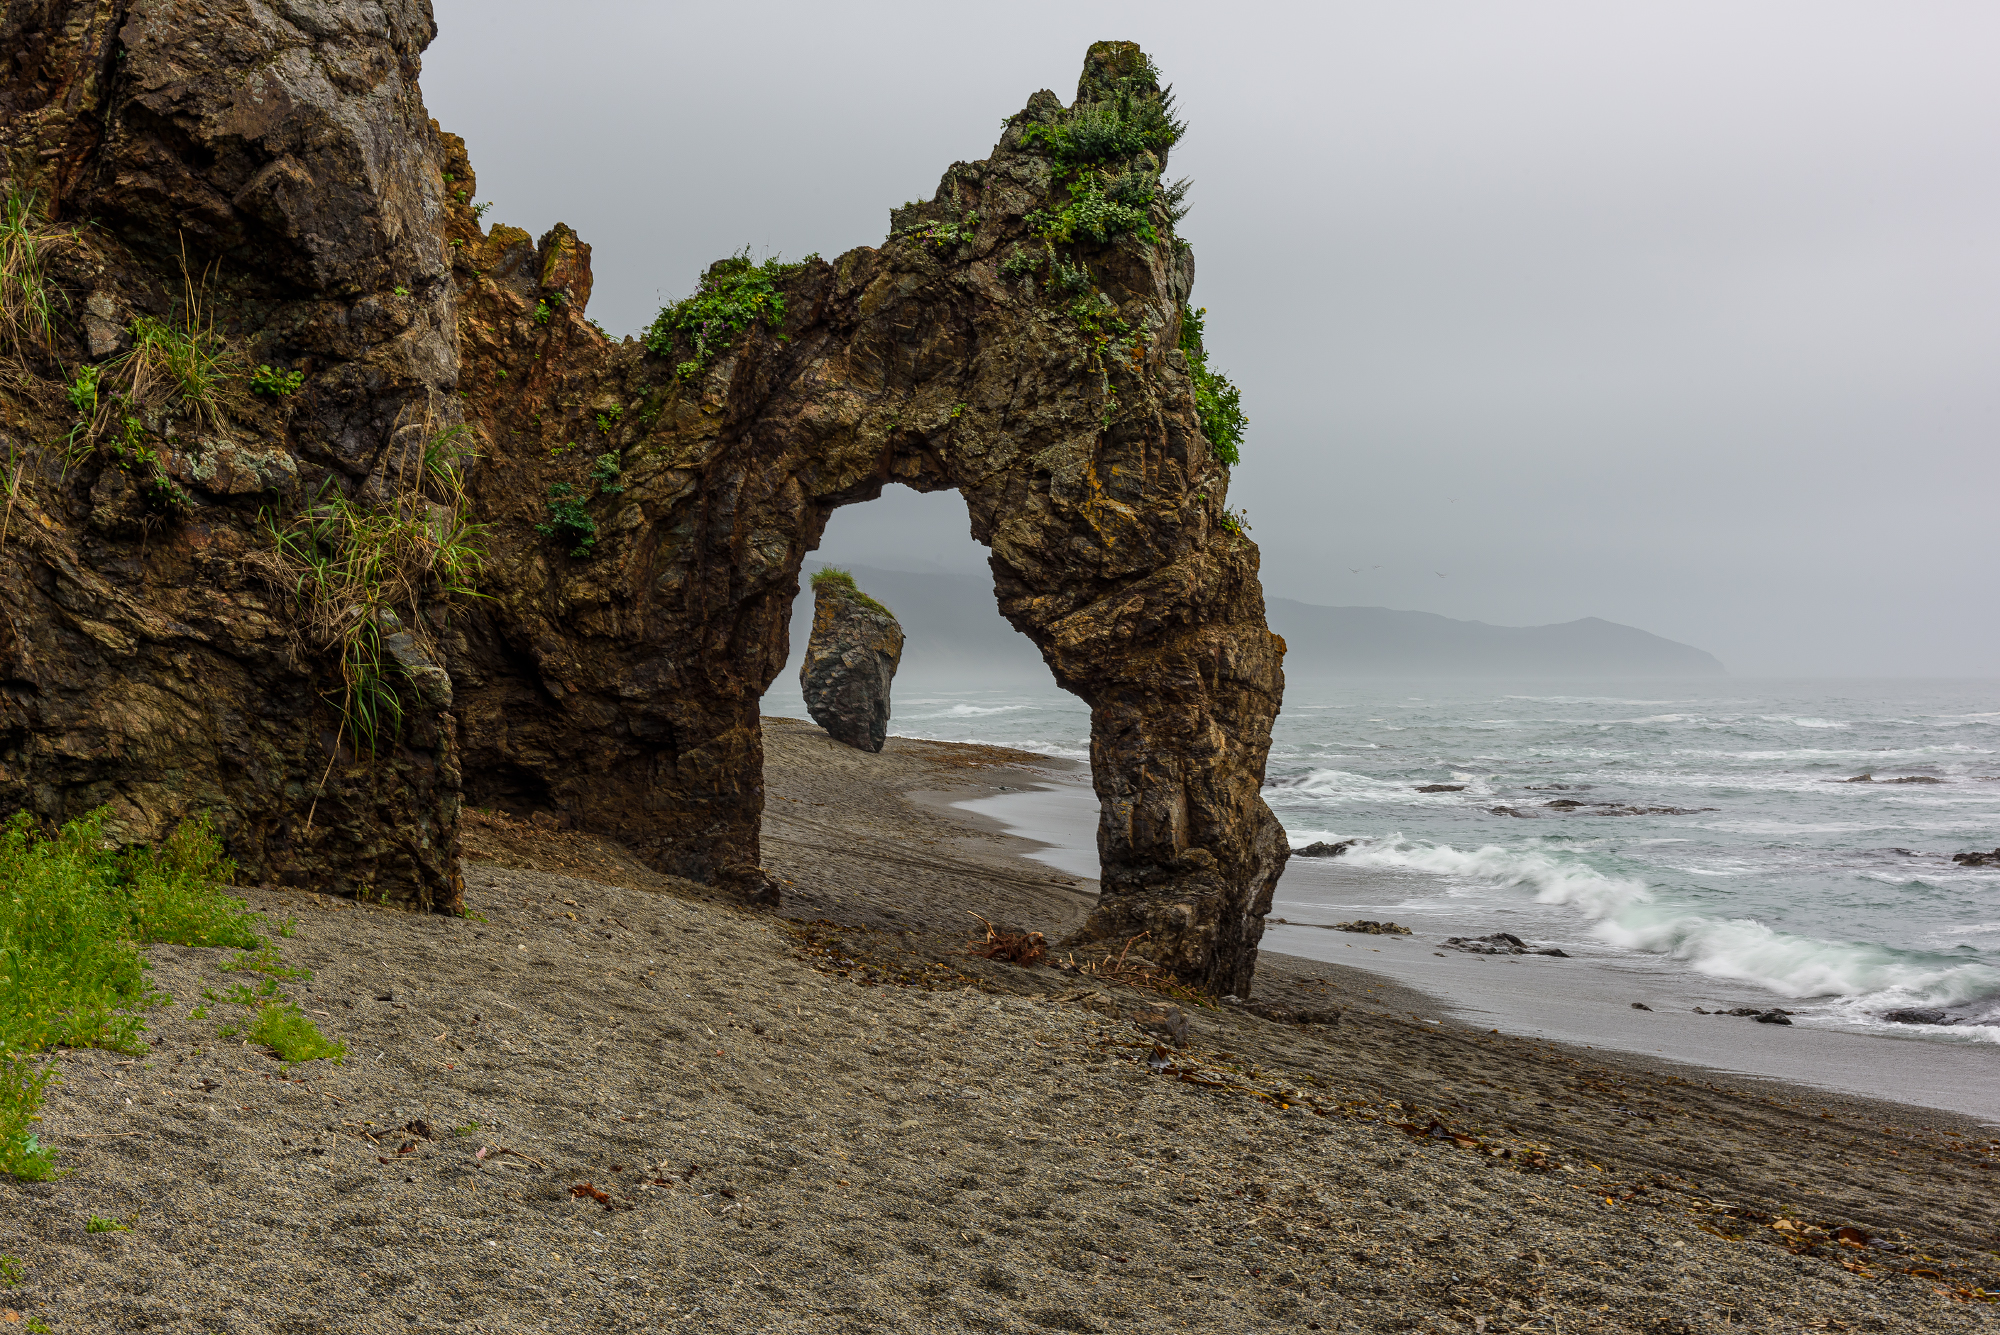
left=1952, top=849, right=2000, bottom=867
left=800, top=570, right=905, bottom=753
left=1294, top=840, right=1356, bottom=858
left=1882, top=1008, right=1951, bottom=1025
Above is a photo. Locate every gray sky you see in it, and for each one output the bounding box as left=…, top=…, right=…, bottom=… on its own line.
left=426, top=1, right=1999, bottom=677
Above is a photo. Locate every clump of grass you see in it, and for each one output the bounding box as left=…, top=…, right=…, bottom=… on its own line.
left=810, top=566, right=892, bottom=618
left=451, top=1121, right=480, bottom=1137
left=83, top=1215, right=129, bottom=1234
left=223, top=1002, right=345, bottom=1065
left=0, top=808, right=259, bottom=1179
left=254, top=425, right=486, bottom=754
left=0, top=190, right=67, bottom=358
left=1177, top=303, right=1245, bottom=467
left=62, top=266, right=239, bottom=512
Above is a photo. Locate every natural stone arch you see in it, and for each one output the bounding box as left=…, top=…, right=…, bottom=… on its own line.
left=447, top=44, right=1291, bottom=994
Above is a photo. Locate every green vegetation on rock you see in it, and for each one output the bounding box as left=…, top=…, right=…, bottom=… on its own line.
left=0, top=190, right=65, bottom=358
left=644, top=252, right=812, bottom=380
left=1178, top=303, right=1245, bottom=467
left=811, top=566, right=892, bottom=618
left=259, top=429, right=486, bottom=754
left=1018, top=60, right=1184, bottom=167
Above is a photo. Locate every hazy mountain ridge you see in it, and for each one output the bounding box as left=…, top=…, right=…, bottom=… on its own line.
left=788, top=564, right=1726, bottom=682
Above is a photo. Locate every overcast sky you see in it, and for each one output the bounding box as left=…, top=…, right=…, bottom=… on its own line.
left=425, top=1, right=1998, bottom=677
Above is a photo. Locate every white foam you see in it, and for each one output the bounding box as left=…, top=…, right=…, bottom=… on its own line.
left=1317, top=833, right=2000, bottom=1024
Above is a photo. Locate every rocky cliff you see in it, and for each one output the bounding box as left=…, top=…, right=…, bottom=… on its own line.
left=0, top=7, right=1290, bottom=993
left=800, top=570, right=903, bottom=754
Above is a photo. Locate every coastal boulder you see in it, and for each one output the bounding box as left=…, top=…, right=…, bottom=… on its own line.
left=800, top=570, right=905, bottom=753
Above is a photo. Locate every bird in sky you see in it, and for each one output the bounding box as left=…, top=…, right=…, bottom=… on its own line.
left=1348, top=567, right=1364, bottom=574
left=1433, top=570, right=1447, bottom=578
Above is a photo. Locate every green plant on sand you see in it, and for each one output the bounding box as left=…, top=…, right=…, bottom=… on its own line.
left=0, top=808, right=261, bottom=1179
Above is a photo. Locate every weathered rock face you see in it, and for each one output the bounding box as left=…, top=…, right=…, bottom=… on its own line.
left=800, top=573, right=904, bottom=753
left=0, top=0, right=464, bottom=909
left=0, top=12, right=1290, bottom=994
left=445, top=41, right=1291, bottom=992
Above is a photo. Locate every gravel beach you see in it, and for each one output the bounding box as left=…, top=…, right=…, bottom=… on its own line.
left=2, top=719, right=1996, bottom=1333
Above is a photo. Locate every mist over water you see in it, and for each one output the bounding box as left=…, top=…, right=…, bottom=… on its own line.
left=787, top=676, right=2000, bottom=1049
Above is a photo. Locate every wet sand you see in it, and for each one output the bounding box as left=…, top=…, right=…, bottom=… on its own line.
left=1, top=721, right=1996, bottom=1333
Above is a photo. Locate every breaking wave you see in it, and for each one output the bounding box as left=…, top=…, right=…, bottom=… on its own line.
left=1327, top=835, right=2000, bottom=1031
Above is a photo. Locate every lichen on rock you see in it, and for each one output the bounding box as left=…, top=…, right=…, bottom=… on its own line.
left=801, top=569, right=904, bottom=754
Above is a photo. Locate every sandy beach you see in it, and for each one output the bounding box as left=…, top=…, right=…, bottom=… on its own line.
left=1, top=720, right=1996, bottom=1333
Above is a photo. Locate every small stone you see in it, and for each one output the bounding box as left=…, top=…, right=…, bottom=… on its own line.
left=1630, top=1002, right=1652, bottom=1011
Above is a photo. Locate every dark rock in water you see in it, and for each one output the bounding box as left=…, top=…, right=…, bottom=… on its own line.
left=1545, top=799, right=1716, bottom=816
left=1413, top=784, right=1465, bottom=793
left=800, top=570, right=905, bottom=753
left=1884, top=776, right=1943, bottom=784
left=1535, top=948, right=1570, bottom=958
left=1490, top=806, right=1530, bottom=818
left=1753, top=1011, right=1793, bottom=1025
left=1882, top=1008, right=1952, bottom=1025
left=1442, top=932, right=1531, bottom=955
left=1333, top=920, right=1411, bottom=935
left=1952, top=849, right=2000, bottom=867
left=1630, top=1002, right=1652, bottom=1011
left=1295, top=840, right=1356, bottom=858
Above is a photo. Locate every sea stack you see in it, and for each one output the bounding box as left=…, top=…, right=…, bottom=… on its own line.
left=801, top=569, right=905, bottom=753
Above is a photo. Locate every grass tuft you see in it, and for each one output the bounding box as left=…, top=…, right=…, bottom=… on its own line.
left=810, top=566, right=893, bottom=618
left=229, top=1002, right=345, bottom=1065
left=254, top=425, right=486, bottom=755
left=0, top=808, right=260, bottom=1179
left=0, top=190, right=67, bottom=358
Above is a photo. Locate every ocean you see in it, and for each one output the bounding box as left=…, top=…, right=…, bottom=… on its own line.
left=773, top=678, right=2000, bottom=1055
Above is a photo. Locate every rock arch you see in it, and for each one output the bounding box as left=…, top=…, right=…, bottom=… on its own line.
left=0, top=8, right=1289, bottom=996
left=447, top=44, right=1290, bottom=995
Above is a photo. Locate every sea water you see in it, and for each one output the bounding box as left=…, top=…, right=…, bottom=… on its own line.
left=822, top=678, right=2000, bottom=1050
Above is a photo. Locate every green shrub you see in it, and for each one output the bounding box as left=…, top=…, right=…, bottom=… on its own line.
left=1019, top=65, right=1184, bottom=168
left=643, top=252, right=805, bottom=380
left=1029, top=175, right=1155, bottom=247
left=249, top=364, right=304, bottom=397
left=535, top=483, right=597, bottom=557
left=1178, top=303, right=1245, bottom=467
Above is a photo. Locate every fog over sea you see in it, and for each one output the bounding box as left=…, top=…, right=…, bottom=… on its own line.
left=796, top=679, right=2000, bottom=1053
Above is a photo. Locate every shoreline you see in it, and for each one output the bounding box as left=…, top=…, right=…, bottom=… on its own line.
left=937, top=739, right=2000, bottom=1125
left=5, top=721, right=1997, bottom=1332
